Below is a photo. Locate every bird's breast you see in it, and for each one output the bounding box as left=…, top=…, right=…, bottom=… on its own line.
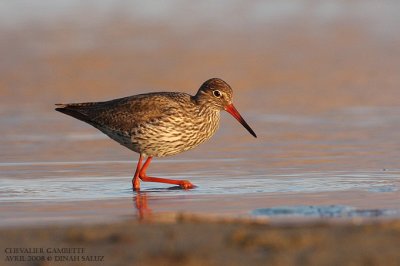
left=131, top=109, right=220, bottom=157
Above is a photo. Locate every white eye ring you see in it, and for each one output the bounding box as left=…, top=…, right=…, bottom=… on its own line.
left=213, top=90, right=222, bottom=98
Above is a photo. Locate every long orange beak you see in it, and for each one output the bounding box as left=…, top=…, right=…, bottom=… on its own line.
left=225, top=104, right=257, bottom=138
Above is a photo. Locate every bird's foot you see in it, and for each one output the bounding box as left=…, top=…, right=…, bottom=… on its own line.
left=179, top=180, right=196, bottom=189
left=132, top=179, right=141, bottom=191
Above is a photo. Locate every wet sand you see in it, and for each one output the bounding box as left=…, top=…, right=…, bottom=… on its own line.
left=1, top=1, right=400, bottom=265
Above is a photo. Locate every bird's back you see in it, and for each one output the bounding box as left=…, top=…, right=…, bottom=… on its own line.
left=56, top=92, right=189, bottom=131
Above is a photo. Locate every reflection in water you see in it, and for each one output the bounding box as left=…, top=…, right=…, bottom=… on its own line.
left=133, top=191, right=151, bottom=220
left=132, top=185, right=194, bottom=220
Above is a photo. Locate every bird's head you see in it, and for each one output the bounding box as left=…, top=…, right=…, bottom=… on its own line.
left=195, top=78, right=257, bottom=138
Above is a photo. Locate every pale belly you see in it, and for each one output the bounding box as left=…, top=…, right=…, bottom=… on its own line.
left=133, top=116, right=220, bottom=157
left=101, top=112, right=221, bottom=157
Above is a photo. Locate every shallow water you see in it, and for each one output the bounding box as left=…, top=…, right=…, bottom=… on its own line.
left=1, top=1, right=400, bottom=226
left=1, top=162, right=399, bottom=202
left=1, top=105, right=400, bottom=225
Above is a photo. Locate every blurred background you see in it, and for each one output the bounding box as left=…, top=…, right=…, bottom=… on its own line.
left=1, top=1, right=400, bottom=205
left=1, top=0, right=400, bottom=111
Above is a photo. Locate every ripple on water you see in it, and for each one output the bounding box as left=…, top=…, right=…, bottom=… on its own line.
left=252, top=205, right=400, bottom=218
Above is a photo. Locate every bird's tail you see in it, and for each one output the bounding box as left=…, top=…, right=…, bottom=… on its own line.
left=55, top=103, right=95, bottom=124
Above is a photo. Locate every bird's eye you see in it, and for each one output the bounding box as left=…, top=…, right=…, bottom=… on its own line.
left=213, top=90, right=222, bottom=98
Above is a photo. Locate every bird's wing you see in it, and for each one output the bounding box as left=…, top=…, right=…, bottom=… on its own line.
left=56, top=93, right=186, bottom=133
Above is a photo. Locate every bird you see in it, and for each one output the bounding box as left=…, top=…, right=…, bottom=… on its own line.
left=55, top=78, right=257, bottom=190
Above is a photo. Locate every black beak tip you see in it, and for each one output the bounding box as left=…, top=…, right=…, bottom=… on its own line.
left=243, top=124, right=257, bottom=138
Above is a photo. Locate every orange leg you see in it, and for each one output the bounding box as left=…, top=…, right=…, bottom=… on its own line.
left=138, top=156, right=195, bottom=189
left=132, top=155, right=143, bottom=190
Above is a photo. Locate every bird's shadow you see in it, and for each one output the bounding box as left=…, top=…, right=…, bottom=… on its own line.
left=145, top=186, right=183, bottom=191
left=143, top=185, right=198, bottom=191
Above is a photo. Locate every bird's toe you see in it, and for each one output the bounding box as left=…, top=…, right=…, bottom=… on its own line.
left=179, top=180, right=196, bottom=189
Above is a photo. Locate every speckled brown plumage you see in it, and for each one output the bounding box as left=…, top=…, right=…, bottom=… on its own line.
left=56, top=78, right=256, bottom=189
